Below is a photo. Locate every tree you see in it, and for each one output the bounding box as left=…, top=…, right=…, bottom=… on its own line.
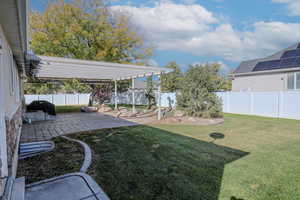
left=177, top=63, right=223, bottom=118
left=29, top=0, right=153, bottom=102
left=63, top=79, right=92, bottom=94
left=145, top=76, right=156, bottom=109
left=161, top=62, right=183, bottom=92
left=30, top=0, right=152, bottom=62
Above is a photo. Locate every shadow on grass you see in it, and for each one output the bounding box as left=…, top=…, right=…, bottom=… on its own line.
left=19, top=111, right=249, bottom=200
left=73, top=125, right=249, bottom=200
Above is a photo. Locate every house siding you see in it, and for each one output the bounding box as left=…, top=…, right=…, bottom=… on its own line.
left=232, top=73, right=288, bottom=92
left=0, top=24, right=23, bottom=195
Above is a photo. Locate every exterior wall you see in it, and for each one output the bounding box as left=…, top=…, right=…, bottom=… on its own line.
left=0, top=24, right=23, bottom=195
left=232, top=73, right=287, bottom=92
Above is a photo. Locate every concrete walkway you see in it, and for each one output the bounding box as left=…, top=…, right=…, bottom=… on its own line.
left=25, top=172, right=110, bottom=200
left=21, top=112, right=138, bottom=142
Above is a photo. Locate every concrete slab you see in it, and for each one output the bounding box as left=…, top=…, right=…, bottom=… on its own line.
left=21, top=112, right=138, bottom=142
left=11, top=177, right=25, bottom=200
left=25, top=173, right=109, bottom=200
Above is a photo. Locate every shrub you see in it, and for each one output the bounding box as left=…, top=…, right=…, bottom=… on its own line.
left=177, top=63, right=223, bottom=118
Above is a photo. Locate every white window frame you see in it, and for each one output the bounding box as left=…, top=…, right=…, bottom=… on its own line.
left=287, top=72, right=300, bottom=90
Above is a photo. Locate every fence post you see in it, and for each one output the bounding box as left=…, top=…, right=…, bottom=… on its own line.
left=64, top=94, right=67, bottom=106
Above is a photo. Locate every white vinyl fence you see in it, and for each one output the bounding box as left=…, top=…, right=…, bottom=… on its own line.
left=217, top=91, right=300, bottom=120
left=25, top=92, right=177, bottom=108
left=25, top=94, right=91, bottom=106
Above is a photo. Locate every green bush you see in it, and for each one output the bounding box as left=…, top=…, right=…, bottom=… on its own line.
left=177, top=63, right=223, bottom=118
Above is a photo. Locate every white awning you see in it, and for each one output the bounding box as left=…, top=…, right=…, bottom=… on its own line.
left=35, top=56, right=172, bottom=81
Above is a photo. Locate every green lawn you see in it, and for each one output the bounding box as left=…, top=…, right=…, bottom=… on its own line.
left=71, top=114, right=300, bottom=200
left=55, top=105, right=84, bottom=113
left=19, top=114, right=300, bottom=200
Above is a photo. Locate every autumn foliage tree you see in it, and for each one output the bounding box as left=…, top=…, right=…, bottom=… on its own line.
left=28, top=0, right=152, bottom=104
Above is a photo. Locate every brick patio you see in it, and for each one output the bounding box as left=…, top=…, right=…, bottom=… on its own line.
left=21, top=113, right=138, bottom=142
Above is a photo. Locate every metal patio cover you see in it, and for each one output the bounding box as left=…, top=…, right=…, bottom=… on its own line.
left=36, top=56, right=172, bottom=81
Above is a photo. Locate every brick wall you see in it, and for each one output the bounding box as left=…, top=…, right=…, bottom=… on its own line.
left=5, top=106, right=22, bottom=176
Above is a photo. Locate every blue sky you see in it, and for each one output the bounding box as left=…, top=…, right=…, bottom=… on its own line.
left=30, top=0, right=300, bottom=73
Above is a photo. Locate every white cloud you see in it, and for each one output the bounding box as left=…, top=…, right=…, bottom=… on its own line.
left=112, top=1, right=300, bottom=62
left=272, top=0, right=300, bottom=16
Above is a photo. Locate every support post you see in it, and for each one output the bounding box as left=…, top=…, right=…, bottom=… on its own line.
left=114, top=80, right=118, bottom=110
left=132, top=78, right=136, bottom=113
left=158, top=73, right=162, bottom=120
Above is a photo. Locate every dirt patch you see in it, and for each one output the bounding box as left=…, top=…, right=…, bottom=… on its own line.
left=103, top=109, right=224, bottom=126
left=17, top=137, right=84, bottom=184
left=153, top=116, right=224, bottom=125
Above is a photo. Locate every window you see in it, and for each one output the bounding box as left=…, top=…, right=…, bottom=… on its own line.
left=297, top=73, right=300, bottom=89
left=287, top=73, right=294, bottom=90
left=287, top=72, right=300, bottom=90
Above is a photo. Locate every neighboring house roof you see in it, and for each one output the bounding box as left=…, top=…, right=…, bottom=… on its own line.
left=234, top=43, right=300, bottom=75
left=35, top=56, right=172, bottom=82
left=0, top=0, right=28, bottom=72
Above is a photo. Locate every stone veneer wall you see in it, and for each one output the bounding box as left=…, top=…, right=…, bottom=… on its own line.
left=5, top=106, right=22, bottom=177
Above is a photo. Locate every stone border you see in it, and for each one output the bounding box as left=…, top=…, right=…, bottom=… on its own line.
left=61, top=136, right=92, bottom=173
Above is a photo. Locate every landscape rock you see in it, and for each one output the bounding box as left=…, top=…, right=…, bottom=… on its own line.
left=98, top=104, right=113, bottom=113
left=174, top=110, right=185, bottom=117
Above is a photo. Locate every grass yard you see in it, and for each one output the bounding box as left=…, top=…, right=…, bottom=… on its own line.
left=55, top=105, right=84, bottom=113
left=19, top=114, right=300, bottom=200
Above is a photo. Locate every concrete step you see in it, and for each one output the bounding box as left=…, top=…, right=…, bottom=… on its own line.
left=10, top=177, right=25, bottom=200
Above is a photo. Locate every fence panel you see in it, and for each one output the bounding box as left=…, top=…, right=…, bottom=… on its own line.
left=280, top=92, right=300, bottom=119
left=228, top=92, right=252, bottom=114
left=65, top=94, right=79, bottom=105
left=218, top=91, right=300, bottom=120
left=78, top=94, right=90, bottom=105
left=25, top=92, right=177, bottom=108
left=252, top=92, right=279, bottom=117
left=25, top=95, right=38, bottom=105
left=37, top=95, right=53, bottom=103
left=52, top=94, right=66, bottom=105
left=158, top=93, right=177, bottom=108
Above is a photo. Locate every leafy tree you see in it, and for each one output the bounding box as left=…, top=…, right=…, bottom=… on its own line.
left=177, top=63, right=223, bottom=118
left=24, top=82, right=61, bottom=94
left=30, top=0, right=152, bottom=62
left=29, top=0, right=152, bottom=101
left=63, top=79, right=92, bottom=93
left=161, top=62, right=183, bottom=92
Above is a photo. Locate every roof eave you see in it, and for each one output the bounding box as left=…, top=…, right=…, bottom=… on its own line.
left=0, top=0, right=28, bottom=73
left=232, top=67, right=300, bottom=77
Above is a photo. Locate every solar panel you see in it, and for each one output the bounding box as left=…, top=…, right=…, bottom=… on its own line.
left=281, top=50, right=297, bottom=58
left=253, top=60, right=281, bottom=71
left=279, top=58, right=297, bottom=68
left=295, top=57, right=300, bottom=66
